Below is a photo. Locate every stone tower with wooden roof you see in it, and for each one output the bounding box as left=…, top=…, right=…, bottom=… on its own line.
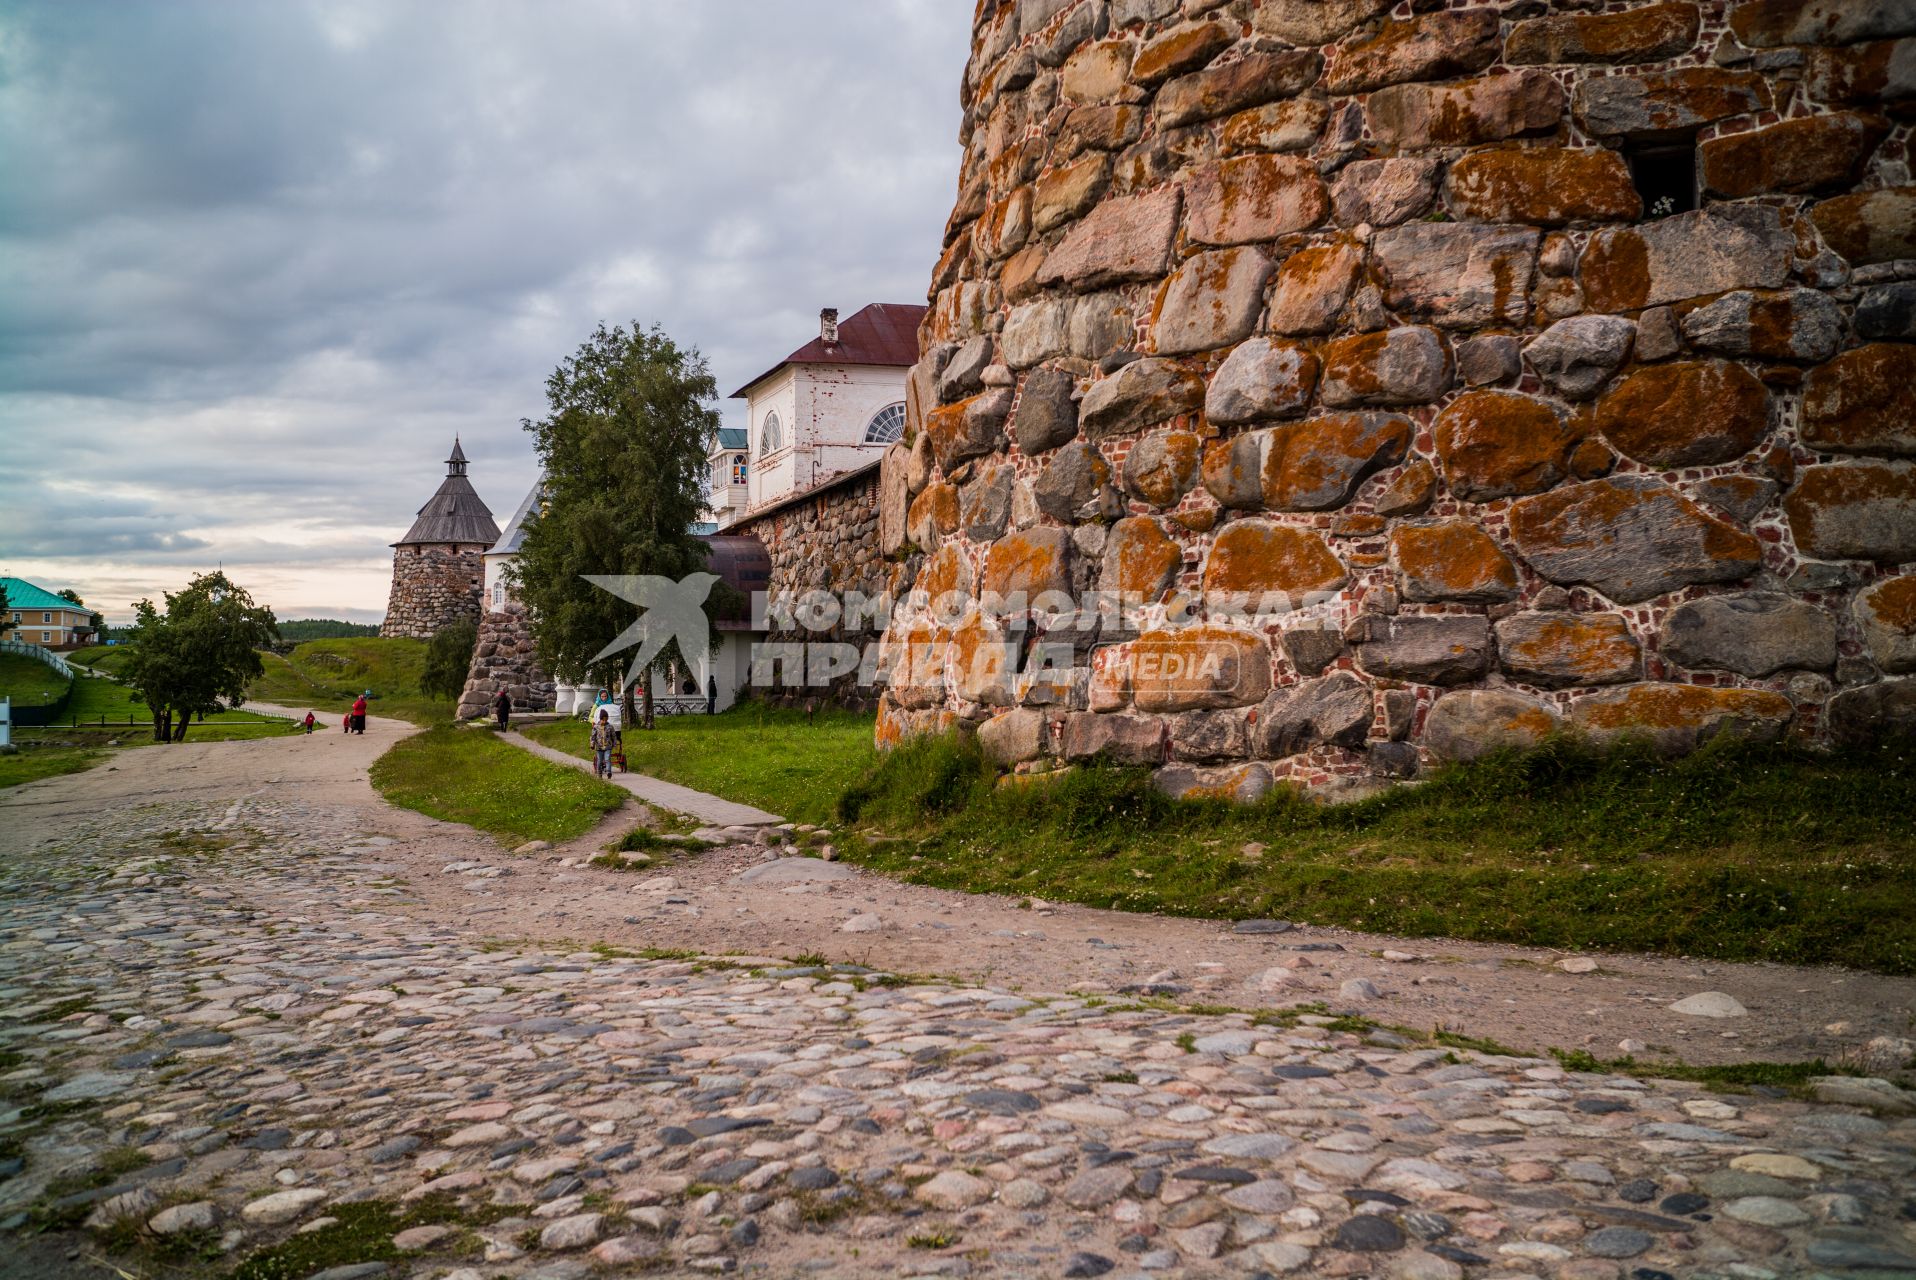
left=380, top=439, right=501, bottom=640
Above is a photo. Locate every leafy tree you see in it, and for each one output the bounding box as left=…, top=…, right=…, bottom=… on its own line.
left=0, top=582, right=9, bottom=640
left=122, top=572, right=279, bottom=742
left=511, top=322, right=721, bottom=728
left=421, top=619, right=479, bottom=702
left=56, top=588, right=106, bottom=643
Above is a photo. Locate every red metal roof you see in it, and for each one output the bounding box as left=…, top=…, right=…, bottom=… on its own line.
left=729, top=302, right=927, bottom=398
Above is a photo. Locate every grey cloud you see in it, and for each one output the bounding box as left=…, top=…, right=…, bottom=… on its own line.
left=0, top=0, right=969, bottom=618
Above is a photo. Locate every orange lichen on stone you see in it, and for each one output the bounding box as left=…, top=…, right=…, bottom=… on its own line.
left=1187, top=153, right=1329, bottom=248
left=982, top=528, right=1073, bottom=602
left=1802, top=344, right=1916, bottom=455
left=1579, top=227, right=1653, bottom=312
left=1570, top=683, right=1794, bottom=750
left=917, top=543, right=973, bottom=604
left=1390, top=521, right=1520, bottom=603
left=1131, top=624, right=1274, bottom=712
left=1262, top=413, right=1413, bottom=512
left=1699, top=113, right=1888, bottom=198
left=1784, top=462, right=1916, bottom=562
left=1445, top=148, right=1642, bottom=226
left=1866, top=576, right=1916, bottom=631
left=1203, top=434, right=1265, bottom=510
left=1496, top=612, right=1641, bottom=687
left=1596, top=360, right=1771, bottom=468
left=1102, top=515, right=1183, bottom=600
left=1132, top=20, right=1234, bottom=87
left=950, top=612, right=1017, bottom=705
left=1122, top=430, right=1203, bottom=506
left=1202, top=520, right=1349, bottom=598
left=906, top=481, right=960, bottom=544
left=1505, top=2, right=1701, bottom=63
left=1808, top=187, right=1916, bottom=267
left=1434, top=390, right=1577, bottom=501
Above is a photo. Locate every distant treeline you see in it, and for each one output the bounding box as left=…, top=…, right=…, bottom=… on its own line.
left=278, top=619, right=381, bottom=642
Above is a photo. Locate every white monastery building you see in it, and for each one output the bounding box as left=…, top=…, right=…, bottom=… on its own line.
left=716, top=303, right=924, bottom=527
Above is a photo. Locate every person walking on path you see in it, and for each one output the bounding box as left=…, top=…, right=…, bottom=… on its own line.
left=493, top=688, right=511, bottom=731
left=351, top=692, right=368, bottom=735
left=590, top=709, right=615, bottom=779
left=303, top=711, right=315, bottom=734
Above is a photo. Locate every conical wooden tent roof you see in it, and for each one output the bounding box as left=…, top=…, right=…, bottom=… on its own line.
left=393, top=439, right=501, bottom=547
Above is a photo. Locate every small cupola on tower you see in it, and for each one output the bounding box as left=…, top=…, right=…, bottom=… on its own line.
left=380, top=438, right=502, bottom=639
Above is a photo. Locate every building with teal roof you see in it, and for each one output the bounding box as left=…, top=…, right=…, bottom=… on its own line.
left=1, top=577, right=96, bottom=650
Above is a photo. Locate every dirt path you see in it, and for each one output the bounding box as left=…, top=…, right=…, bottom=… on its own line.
left=4, top=715, right=1911, bottom=1069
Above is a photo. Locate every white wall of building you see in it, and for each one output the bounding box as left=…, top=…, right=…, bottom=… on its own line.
left=740, top=363, right=906, bottom=514
left=744, top=369, right=801, bottom=512
left=483, top=552, right=513, bottom=612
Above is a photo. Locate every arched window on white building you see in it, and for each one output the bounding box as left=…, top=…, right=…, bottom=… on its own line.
left=759, top=410, right=783, bottom=456
left=863, top=402, right=906, bottom=445
left=731, top=453, right=748, bottom=484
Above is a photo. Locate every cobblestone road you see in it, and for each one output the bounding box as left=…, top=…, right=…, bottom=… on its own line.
left=1, top=763, right=1913, bottom=1279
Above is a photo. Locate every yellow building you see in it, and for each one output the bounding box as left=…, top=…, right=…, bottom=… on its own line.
left=1, top=577, right=96, bottom=650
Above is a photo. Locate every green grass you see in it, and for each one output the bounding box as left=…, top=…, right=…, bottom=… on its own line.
left=1550, top=1049, right=1852, bottom=1093
left=0, top=745, right=102, bottom=789
left=0, top=722, right=302, bottom=790
left=523, top=702, right=875, bottom=824
left=370, top=725, right=627, bottom=845
left=64, top=645, right=133, bottom=676
left=833, top=731, right=1916, bottom=975
left=56, top=672, right=283, bottom=726
left=229, top=1196, right=521, bottom=1280
left=0, top=652, right=71, bottom=707
left=247, top=636, right=453, bottom=725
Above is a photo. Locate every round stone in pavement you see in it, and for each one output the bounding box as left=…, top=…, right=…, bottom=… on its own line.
left=1335, top=1215, right=1406, bottom=1252
left=1617, top=1179, right=1658, bottom=1203
left=1659, top=1192, right=1708, bottom=1215
left=964, top=1088, right=1040, bottom=1115
left=1586, top=1226, right=1654, bottom=1258
left=1062, top=1252, right=1115, bottom=1277
left=1173, top=1164, right=1255, bottom=1184
left=1576, top=1097, right=1631, bottom=1114
left=735, top=858, right=855, bottom=884
left=1234, top=919, right=1294, bottom=934
left=787, top=1168, right=838, bottom=1191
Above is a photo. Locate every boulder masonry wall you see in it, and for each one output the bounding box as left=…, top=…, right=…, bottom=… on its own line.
left=875, top=0, right=1916, bottom=797
left=380, top=544, right=488, bottom=641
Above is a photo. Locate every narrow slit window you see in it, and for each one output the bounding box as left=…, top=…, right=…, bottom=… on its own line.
left=1625, top=143, right=1697, bottom=219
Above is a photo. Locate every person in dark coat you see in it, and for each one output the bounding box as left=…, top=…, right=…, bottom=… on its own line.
left=493, top=688, right=511, bottom=731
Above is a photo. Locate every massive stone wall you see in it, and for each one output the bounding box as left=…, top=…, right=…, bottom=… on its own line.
left=733, top=467, right=899, bottom=709
left=380, top=544, right=487, bottom=640
left=877, top=0, right=1916, bottom=794
left=455, top=602, right=556, bottom=719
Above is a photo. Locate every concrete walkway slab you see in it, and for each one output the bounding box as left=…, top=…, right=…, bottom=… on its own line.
left=499, top=730, right=783, bottom=827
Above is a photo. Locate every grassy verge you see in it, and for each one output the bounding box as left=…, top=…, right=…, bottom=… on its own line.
left=64, top=645, right=132, bottom=676
left=0, top=745, right=102, bottom=789
left=522, top=702, right=875, bottom=824
left=1, top=724, right=303, bottom=790
left=834, top=731, right=1916, bottom=974
left=247, top=636, right=452, bottom=725
left=370, top=726, right=627, bottom=845
left=0, top=652, right=70, bottom=706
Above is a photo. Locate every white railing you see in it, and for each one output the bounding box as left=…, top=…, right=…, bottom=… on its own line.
left=0, top=639, right=71, bottom=681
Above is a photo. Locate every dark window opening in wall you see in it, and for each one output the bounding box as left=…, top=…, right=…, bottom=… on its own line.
left=1626, top=143, right=1697, bottom=218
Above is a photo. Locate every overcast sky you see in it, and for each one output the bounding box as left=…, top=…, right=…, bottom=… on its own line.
left=0, top=1, right=970, bottom=623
